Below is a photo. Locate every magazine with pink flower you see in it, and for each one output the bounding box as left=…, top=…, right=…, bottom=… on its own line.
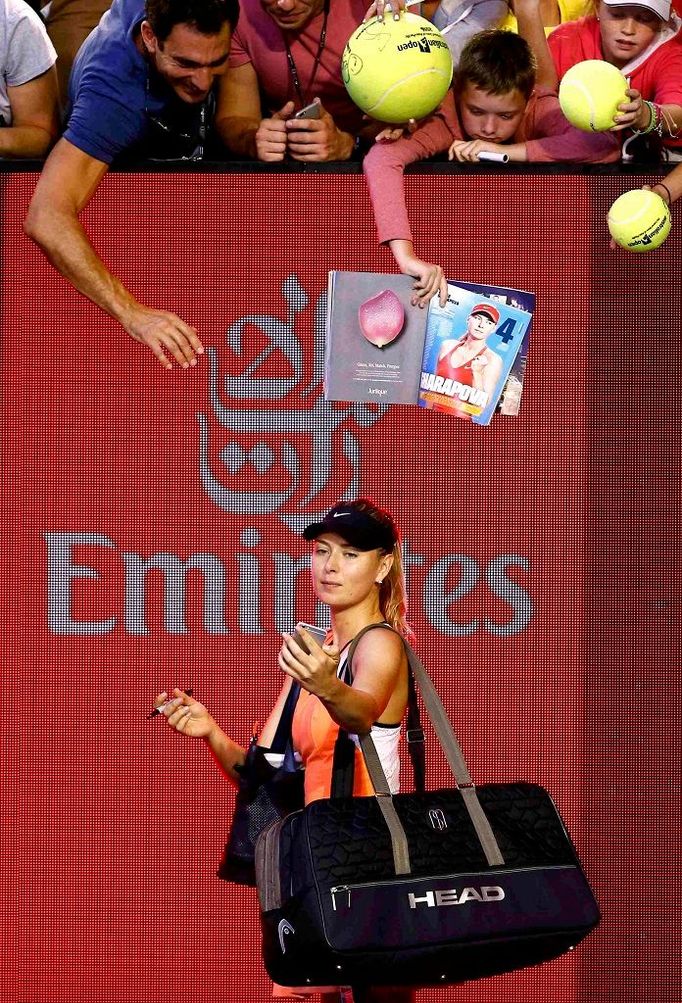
left=325, top=271, right=533, bottom=424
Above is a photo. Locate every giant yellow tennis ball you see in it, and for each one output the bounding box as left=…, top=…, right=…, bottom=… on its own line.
left=342, top=13, right=453, bottom=124
left=608, top=189, right=671, bottom=252
left=559, top=60, right=628, bottom=131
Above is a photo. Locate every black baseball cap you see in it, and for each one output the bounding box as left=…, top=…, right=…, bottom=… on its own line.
left=303, top=502, right=397, bottom=552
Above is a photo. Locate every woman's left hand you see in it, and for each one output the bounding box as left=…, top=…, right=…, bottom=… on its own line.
left=278, top=625, right=340, bottom=699
left=611, top=88, right=645, bottom=132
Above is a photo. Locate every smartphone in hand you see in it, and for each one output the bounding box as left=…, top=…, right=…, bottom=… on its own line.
left=294, top=101, right=321, bottom=120
left=292, top=622, right=327, bottom=653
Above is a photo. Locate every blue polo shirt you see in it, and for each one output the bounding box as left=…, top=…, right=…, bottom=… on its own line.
left=64, top=0, right=182, bottom=164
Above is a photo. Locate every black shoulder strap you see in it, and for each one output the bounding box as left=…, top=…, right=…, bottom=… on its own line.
left=330, top=623, right=425, bottom=797
left=269, top=681, right=301, bottom=754
left=330, top=725, right=356, bottom=798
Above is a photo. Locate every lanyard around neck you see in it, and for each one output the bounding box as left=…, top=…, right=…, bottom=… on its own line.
left=282, top=0, right=331, bottom=106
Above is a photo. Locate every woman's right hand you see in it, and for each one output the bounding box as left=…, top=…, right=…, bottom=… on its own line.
left=155, top=688, right=216, bottom=739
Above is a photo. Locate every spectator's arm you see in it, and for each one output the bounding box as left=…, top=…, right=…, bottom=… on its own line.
left=214, top=62, right=262, bottom=159
left=514, top=0, right=558, bottom=91
left=524, top=90, right=620, bottom=162
left=435, top=1, right=508, bottom=65
left=653, top=164, right=682, bottom=207
left=364, top=89, right=457, bottom=245
left=0, top=66, right=59, bottom=158
left=25, top=138, right=203, bottom=369
left=613, top=91, right=682, bottom=136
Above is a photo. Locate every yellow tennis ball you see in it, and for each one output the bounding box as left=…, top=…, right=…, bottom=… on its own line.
left=559, top=60, right=628, bottom=131
left=608, top=189, right=671, bottom=252
left=342, top=12, right=453, bottom=124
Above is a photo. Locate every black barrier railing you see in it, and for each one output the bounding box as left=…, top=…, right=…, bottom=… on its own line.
left=0, top=159, right=675, bottom=177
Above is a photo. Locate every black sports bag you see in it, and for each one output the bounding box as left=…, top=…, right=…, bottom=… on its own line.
left=254, top=628, right=600, bottom=989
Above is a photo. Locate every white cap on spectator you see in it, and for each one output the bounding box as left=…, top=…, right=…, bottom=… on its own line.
left=602, top=0, right=672, bottom=20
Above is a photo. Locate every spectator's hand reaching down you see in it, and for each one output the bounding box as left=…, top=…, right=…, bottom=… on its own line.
left=390, top=239, right=448, bottom=308
left=124, top=303, right=204, bottom=370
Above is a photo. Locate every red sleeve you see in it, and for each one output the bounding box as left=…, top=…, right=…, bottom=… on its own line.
left=648, top=42, right=682, bottom=106
left=548, top=18, right=597, bottom=80
left=524, top=90, right=621, bottom=163
left=548, top=23, right=576, bottom=80
left=362, top=90, right=458, bottom=245
left=227, top=25, right=250, bottom=69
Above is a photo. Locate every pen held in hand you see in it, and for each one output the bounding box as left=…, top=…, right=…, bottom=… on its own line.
left=477, top=150, right=509, bottom=163
left=148, top=688, right=193, bottom=719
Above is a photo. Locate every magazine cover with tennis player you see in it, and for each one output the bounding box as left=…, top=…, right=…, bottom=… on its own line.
left=454, top=280, right=535, bottom=418
left=418, top=283, right=532, bottom=425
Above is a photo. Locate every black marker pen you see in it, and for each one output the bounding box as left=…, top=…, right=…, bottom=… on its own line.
left=147, top=688, right=193, bottom=719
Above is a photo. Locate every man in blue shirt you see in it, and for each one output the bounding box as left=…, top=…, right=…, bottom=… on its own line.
left=25, top=0, right=238, bottom=370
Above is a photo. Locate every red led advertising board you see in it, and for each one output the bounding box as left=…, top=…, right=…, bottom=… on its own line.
left=1, top=169, right=679, bottom=1003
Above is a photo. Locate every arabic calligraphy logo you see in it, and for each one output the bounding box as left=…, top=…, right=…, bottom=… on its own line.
left=197, top=274, right=388, bottom=532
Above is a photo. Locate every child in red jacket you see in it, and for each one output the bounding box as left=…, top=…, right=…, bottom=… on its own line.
left=548, top=0, right=682, bottom=156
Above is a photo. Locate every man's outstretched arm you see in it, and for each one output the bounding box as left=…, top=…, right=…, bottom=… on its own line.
left=24, top=138, right=203, bottom=370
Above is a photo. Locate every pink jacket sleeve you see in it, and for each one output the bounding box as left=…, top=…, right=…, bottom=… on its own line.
left=524, top=89, right=621, bottom=163
left=363, top=90, right=458, bottom=244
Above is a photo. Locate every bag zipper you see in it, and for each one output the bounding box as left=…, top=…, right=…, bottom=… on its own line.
left=330, top=885, right=351, bottom=910
left=326, top=864, right=579, bottom=911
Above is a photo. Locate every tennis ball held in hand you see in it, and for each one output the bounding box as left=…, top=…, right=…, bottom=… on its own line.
left=608, top=189, right=671, bottom=252
left=559, top=60, right=628, bottom=131
left=342, top=12, right=453, bottom=124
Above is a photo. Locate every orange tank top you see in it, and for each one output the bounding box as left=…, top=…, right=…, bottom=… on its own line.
left=291, top=686, right=375, bottom=805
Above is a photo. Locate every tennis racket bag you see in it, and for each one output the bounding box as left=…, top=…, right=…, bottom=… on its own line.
left=255, top=633, right=600, bottom=988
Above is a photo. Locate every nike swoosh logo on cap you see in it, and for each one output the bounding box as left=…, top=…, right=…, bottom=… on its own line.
left=333, top=512, right=350, bottom=517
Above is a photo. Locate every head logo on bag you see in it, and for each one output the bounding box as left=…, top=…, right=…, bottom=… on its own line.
left=428, top=808, right=448, bottom=831
left=278, top=919, right=295, bottom=953
left=408, top=886, right=505, bottom=909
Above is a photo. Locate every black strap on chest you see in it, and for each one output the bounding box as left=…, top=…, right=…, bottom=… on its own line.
left=329, top=623, right=425, bottom=799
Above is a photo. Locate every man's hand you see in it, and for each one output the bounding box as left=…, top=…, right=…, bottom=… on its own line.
left=255, top=101, right=295, bottom=161
left=612, top=89, right=646, bottom=132
left=286, top=101, right=355, bottom=161
left=123, top=304, right=204, bottom=370
left=25, top=138, right=204, bottom=371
